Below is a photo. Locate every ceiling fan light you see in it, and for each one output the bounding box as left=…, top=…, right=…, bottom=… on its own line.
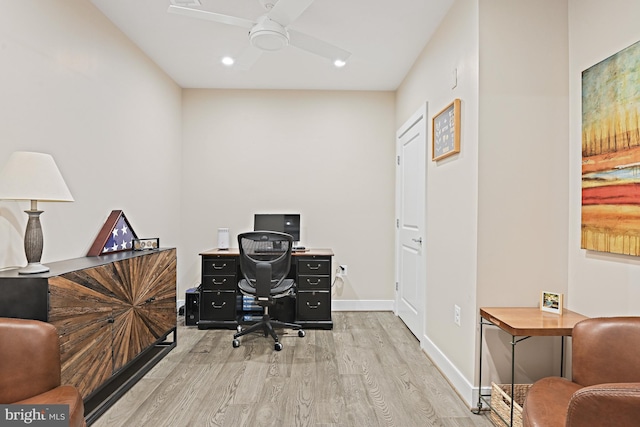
left=249, top=16, right=289, bottom=51
left=250, top=29, right=289, bottom=51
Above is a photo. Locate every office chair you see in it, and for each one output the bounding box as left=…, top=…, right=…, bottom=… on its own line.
left=233, top=231, right=305, bottom=351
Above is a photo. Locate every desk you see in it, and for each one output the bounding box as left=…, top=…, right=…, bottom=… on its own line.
left=197, top=248, right=334, bottom=330
left=476, top=307, right=588, bottom=427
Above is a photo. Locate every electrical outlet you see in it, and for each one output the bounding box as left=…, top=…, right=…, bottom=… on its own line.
left=339, top=265, right=347, bottom=276
left=454, top=305, right=461, bottom=326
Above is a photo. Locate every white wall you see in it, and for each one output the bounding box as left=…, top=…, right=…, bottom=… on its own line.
left=397, top=0, right=570, bottom=406
left=179, top=89, right=397, bottom=305
left=0, top=1, right=182, bottom=271
left=568, top=0, right=640, bottom=316
left=397, top=0, right=480, bottom=400
left=476, top=0, right=569, bottom=386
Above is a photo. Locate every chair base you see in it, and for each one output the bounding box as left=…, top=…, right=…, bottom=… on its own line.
left=233, top=314, right=304, bottom=351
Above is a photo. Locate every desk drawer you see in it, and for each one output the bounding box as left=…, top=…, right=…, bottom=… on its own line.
left=297, top=275, right=331, bottom=290
left=297, top=291, right=331, bottom=321
left=200, top=291, right=236, bottom=321
left=297, top=258, right=331, bottom=275
left=202, top=259, right=236, bottom=275
left=201, top=275, right=236, bottom=291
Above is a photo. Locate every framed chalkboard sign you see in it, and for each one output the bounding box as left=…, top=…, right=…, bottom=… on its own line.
left=432, top=98, right=461, bottom=161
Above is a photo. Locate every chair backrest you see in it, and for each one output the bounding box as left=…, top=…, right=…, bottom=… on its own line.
left=572, top=316, right=640, bottom=386
left=0, top=317, right=61, bottom=403
left=237, top=231, right=293, bottom=295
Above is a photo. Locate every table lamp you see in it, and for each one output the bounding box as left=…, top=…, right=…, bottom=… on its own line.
left=0, top=152, right=74, bottom=274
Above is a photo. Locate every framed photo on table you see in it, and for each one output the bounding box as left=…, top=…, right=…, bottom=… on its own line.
left=540, top=291, right=563, bottom=315
left=432, top=98, right=461, bottom=161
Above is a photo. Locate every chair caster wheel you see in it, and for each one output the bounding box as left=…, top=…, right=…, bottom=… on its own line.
left=275, top=342, right=283, bottom=351
left=232, top=339, right=240, bottom=348
left=298, top=330, right=305, bottom=337
left=236, top=325, right=242, bottom=333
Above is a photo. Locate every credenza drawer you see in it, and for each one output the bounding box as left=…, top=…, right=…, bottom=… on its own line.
left=200, top=291, right=236, bottom=320
left=297, top=275, right=331, bottom=290
left=297, top=291, right=331, bottom=321
left=201, top=275, right=236, bottom=291
left=202, top=258, right=236, bottom=275
left=297, top=258, right=331, bottom=275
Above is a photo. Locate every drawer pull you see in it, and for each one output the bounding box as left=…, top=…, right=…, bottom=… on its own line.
left=306, top=263, right=322, bottom=270
left=306, top=301, right=321, bottom=309
left=211, top=301, right=227, bottom=309
left=212, top=278, right=227, bottom=285
left=212, top=263, right=226, bottom=270
left=306, top=278, right=320, bottom=286
left=107, top=317, right=115, bottom=324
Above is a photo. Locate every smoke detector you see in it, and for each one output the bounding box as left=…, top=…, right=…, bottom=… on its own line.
left=170, top=0, right=201, bottom=6
left=258, top=0, right=277, bottom=10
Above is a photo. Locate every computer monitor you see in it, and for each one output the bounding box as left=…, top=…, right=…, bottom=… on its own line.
left=253, top=214, right=301, bottom=242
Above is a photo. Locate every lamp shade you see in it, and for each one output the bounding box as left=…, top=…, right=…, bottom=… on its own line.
left=0, top=152, right=74, bottom=202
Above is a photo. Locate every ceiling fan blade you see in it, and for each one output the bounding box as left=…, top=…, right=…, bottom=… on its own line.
left=167, top=5, right=255, bottom=29
left=232, top=46, right=263, bottom=71
left=267, top=0, right=314, bottom=27
left=288, top=29, right=351, bottom=63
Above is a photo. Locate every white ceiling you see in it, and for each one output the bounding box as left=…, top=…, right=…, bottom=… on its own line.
left=90, top=0, right=454, bottom=91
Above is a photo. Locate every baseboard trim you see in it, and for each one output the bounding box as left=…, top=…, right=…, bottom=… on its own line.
left=331, top=300, right=395, bottom=311
left=421, top=333, right=480, bottom=408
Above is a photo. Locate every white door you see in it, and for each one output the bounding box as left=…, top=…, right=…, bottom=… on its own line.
left=395, top=104, right=427, bottom=339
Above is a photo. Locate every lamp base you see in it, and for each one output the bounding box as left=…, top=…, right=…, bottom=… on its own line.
left=18, top=262, right=49, bottom=275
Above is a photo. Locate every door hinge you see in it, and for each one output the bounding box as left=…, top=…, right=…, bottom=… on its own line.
left=396, top=219, right=399, bottom=228
left=395, top=282, right=399, bottom=291
left=397, top=155, right=400, bottom=165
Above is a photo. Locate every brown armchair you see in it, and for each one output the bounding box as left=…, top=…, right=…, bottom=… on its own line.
left=522, top=316, right=640, bottom=427
left=0, top=317, right=86, bottom=427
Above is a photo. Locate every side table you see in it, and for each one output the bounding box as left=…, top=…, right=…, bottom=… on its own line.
left=476, top=307, right=588, bottom=426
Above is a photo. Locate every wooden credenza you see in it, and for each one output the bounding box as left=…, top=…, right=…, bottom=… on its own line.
left=0, top=248, right=177, bottom=425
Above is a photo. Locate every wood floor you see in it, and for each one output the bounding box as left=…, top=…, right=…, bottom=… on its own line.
left=92, top=311, right=493, bottom=427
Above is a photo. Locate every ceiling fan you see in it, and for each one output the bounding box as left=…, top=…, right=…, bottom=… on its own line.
left=167, top=0, right=351, bottom=70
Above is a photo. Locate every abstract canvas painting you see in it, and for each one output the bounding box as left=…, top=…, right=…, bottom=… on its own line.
left=582, top=40, right=640, bottom=255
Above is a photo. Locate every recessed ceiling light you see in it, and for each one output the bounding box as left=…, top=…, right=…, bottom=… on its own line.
left=334, top=59, right=347, bottom=68
left=221, top=56, right=235, bottom=66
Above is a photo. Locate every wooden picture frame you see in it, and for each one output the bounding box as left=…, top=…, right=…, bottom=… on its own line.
left=432, top=98, right=461, bottom=161
left=540, top=291, right=563, bottom=315
left=87, top=210, right=138, bottom=256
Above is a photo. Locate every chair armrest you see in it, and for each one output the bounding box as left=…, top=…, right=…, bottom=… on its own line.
left=567, top=383, right=640, bottom=427
left=0, top=318, right=61, bottom=403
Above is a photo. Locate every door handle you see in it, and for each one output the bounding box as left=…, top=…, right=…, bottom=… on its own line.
left=412, top=237, right=423, bottom=244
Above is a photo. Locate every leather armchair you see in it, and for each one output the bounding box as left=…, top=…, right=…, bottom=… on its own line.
left=522, top=317, right=640, bottom=427
left=0, top=317, right=86, bottom=427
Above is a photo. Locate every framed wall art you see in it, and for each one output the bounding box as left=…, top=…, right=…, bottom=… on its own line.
left=581, top=40, right=640, bottom=255
left=432, top=98, right=461, bottom=161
